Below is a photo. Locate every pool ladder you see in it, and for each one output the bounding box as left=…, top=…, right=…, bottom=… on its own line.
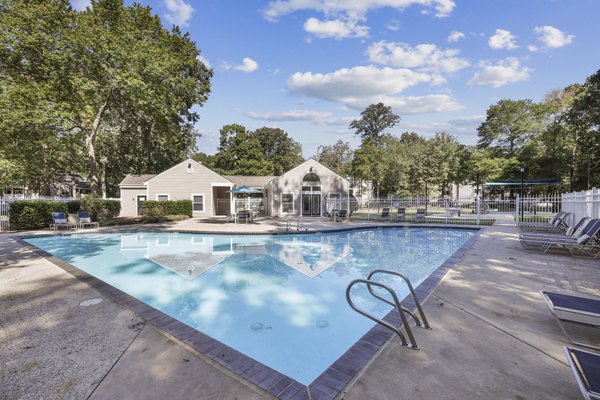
left=346, top=269, right=431, bottom=350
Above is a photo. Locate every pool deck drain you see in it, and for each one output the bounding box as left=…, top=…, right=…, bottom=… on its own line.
left=1, top=219, right=599, bottom=399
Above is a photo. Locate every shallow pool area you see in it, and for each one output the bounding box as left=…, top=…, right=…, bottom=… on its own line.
left=25, top=227, right=474, bottom=385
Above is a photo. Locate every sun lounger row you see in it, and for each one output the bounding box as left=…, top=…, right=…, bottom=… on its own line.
left=541, top=290, right=600, bottom=399
left=50, top=211, right=99, bottom=230
left=519, top=218, right=600, bottom=258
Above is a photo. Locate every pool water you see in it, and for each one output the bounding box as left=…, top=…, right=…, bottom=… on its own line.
left=26, top=227, right=474, bottom=385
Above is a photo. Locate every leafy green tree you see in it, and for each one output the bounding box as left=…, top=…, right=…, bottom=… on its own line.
left=568, top=69, right=600, bottom=189
left=477, top=99, right=545, bottom=157
left=214, top=124, right=274, bottom=175
left=0, top=0, right=212, bottom=194
left=252, top=127, right=303, bottom=175
left=318, top=140, right=353, bottom=177
left=350, top=103, right=400, bottom=144
left=428, top=132, right=464, bottom=194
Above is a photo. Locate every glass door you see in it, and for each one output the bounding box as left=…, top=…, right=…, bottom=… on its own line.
left=302, top=194, right=321, bottom=216
left=137, top=195, right=147, bottom=216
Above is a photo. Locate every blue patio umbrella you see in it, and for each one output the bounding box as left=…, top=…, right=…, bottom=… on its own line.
left=228, top=186, right=262, bottom=210
left=228, top=186, right=262, bottom=194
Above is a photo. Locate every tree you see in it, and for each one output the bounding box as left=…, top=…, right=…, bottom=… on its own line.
left=213, top=124, right=274, bottom=175
left=568, top=69, right=600, bottom=189
left=350, top=103, right=400, bottom=144
left=252, top=127, right=303, bottom=175
left=477, top=99, right=545, bottom=157
left=318, top=140, right=353, bottom=177
left=0, top=0, right=212, bottom=194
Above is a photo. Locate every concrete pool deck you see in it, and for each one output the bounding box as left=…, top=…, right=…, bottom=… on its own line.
left=1, top=218, right=598, bottom=399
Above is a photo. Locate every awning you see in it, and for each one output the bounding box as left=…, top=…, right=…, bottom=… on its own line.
left=484, top=179, right=561, bottom=186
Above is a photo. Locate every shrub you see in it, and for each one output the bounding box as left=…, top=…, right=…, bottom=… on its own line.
left=142, top=200, right=192, bottom=217
left=66, top=200, right=81, bottom=214
left=9, top=200, right=68, bottom=230
left=80, top=196, right=121, bottom=221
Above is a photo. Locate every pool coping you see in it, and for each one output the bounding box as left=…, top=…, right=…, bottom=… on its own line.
left=15, top=225, right=482, bottom=400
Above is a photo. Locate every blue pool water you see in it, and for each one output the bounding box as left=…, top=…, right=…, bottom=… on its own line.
left=26, top=227, right=474, bottom=385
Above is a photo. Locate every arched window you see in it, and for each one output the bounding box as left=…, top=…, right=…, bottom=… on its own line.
left=302, top=172, right=320, bottom=183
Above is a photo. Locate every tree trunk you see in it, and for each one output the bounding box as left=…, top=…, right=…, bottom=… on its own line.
left=85, top=97, right=111, bottom=194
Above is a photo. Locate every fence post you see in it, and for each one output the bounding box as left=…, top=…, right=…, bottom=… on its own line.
left=515, top=194, right=520, bottom=224
left=476, top=196, right=481, bottom=226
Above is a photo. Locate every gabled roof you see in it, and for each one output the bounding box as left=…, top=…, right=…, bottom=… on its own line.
left=269, top=158, right=349, bottom=186
left=119, top=174, right=157, bottom=186
left=224, top=175, right=277, bottom=188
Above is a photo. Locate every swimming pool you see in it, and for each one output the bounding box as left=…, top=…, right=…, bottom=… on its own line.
left=25, top=227, right=474, bottom=387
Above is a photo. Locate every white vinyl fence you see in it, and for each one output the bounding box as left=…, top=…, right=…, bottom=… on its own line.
left=562, top=188, right=600, bottom=226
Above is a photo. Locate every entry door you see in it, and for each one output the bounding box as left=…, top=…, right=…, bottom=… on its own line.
left=137, top=195, right=147, bottom=216
left=302, top=194, right=321, bottom=216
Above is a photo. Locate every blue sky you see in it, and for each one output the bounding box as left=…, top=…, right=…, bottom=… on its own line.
left=71, top=0, right=600, bottom=158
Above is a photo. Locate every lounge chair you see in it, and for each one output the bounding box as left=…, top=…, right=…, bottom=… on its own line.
left=520, top=219, right=600, bottom=258
left=519, top=211, right=571, bottom=232
left=226, top=210, right=234, bottom=223
left=380, top=207, right=390, bottom=221
left=50, top=212, right=76, bottom=230
left=77, top=210, right=99, bottom=229
left=564, top=346, right=600, bottom=400
left=541, top=291, right=600, bottom=350
left=415, top=208, right=426, bottom=223
left=394, top=207, right=406, bottom=222
left=520, top=217, right=591, bottom=240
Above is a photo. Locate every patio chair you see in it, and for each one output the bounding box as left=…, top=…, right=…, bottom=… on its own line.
left=415, top=208, right=426, bottom=223
left=520, top=219, right=600, bottom=258
left=541, top=291, right=600, bottom=350
left=338, top=209, right=348, bottom=221
left=226, top=210, right=234, bottom=223
left=77, top=210, right=99, bottom=229
left=394, top=207, right=406, bottom=222
left=50, top=212, right=76, bottom=230
left=380, top=207, right=390, bottom=221
left=329, top=209, right=339, bottom=221
left=564, top=346, right=600, bottom=400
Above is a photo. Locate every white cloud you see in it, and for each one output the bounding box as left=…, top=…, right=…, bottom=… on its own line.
left=527, top=45, right=538, bottom=53
left=387, top=19, right=400, bottom=31
left=534, top=25, right=574, bottom=48
left=488, top=29, right=518, bottom=50
left=288, top=65, right=435, bottom=101
left=447, top=31, right=465, bottom=43
left=468, top=58, right=531, bottom=88
left=70, top=0, right=90, bottom=11
left=247, top=109, right=352, bottom=125
left=366, top=41, right=469, bottom=73
left=223, top=57, right=259, bottom=73
left=286, top=65, right=461, bottom=113
left=303, top=17, right=369, bottom=39
left=197, top=55, right=211, bottom=69
left=363, top=94, right=463, bottom=114
left=263, top=0, right=456, bottom=20
left=164, top=0, right=194, bottom=27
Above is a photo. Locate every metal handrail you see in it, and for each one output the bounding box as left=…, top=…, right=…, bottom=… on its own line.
left=366, top=269, right=431, bottom=330
left=346, top=279, right=419, bottom=349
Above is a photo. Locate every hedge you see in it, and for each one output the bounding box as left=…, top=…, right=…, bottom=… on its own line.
left=8, top=198, right=121, bottom=230
left=142, top=200, right=192, bottom=217
left=9, top=201, right=69, bottom=230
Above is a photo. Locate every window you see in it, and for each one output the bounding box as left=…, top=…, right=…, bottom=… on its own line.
left=329, top=193, right=341, bottom=210
left=281, top=193, right=294, bottom=214
left=192, top=194, right=204, bottom=212
left=302, top=172, right=320, bottom=183
left=157, top=194, right=169, bottom=201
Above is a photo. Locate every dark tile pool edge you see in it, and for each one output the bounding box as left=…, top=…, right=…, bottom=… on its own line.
left=14, top=226, right=483, bottom=400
